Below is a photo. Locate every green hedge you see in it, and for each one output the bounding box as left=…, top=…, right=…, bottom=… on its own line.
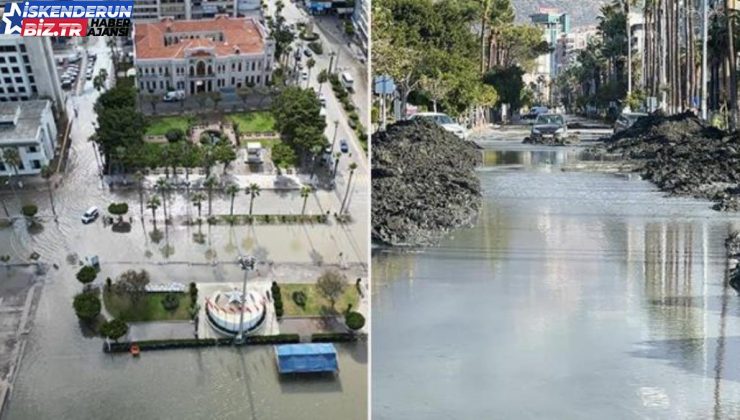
left=310, top=332, right=357, bottom=343
left=103, top=334, right=300, bottom=353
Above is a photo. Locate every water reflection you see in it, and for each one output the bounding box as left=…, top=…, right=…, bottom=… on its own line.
left=373, top=148, right=740, bottom=419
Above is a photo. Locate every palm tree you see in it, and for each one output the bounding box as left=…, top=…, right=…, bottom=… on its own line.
left=246, top=183, right=260, bottom=216
left=40, top=165, right=56, bottom=218
left=147, top=195, right=161, bottom=222
left=332, top=152, right=341, bottom=178
left=191, top=191, right=206, bottom=220
left=225, top=183, right=240, bottom=217
left=204, top=175, right=219, bottom=216
left=317, top=69, right=329, bottom=94
left=306, top=58, right=316, bottom=88
left=1, top=147, right=21, bottom=202
left=300, top=186, right=312, bottom=215
left=133, top=170, right=145, bottom=219
left=340, top=162, right=358, bottom=214
left=155, top=178, right=171, bottom=222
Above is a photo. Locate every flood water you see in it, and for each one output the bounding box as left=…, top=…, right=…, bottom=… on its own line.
left=372, top=143, right=740, bottom=419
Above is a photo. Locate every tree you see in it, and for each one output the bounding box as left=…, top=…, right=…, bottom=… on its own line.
left=345, top=311, right=365, bottom=331
left=271, top=86, right=327, bottom=154
left=116, top=269, right=151, bottom=303
left=73, top=292, right=101, bottom=321
left=419, top=72, right=452, bottom=113
left=93, top=83, right=147, bottom=173
left=133, top=171, right=145, bottom=218
left=246, top=183, right=260, bottom=216
left=191, top=191, right=206, bottom=220
left=271, top=142, right=298, bottom=171
left=144, top=94, right=159, bottom=114
left=76, top=265, right=97, bottom=286
left=147, top=195, right=161, bottom=222
left=210, top=91, right=222, bottom=110
left=204, top=175, right=219, bottom=216
left=93, top=68, right=108, bottom=92
left=300, top=186, right=312, bottom=215
left=306, top=58, right=316, bottom=88
left=20, top=204, right=37, bottom=225
left=2, top=147, right=21, bottom=176
left=225, top=183, right=240, bottom=217
left=155, top=178, right=171, bottom=221
left=237, top=86, right=253, bottom=109
left=194, top=93, right=209, bottom=110
left=40, top=165, right=56, bottom=218
left=107, top=202, right=128, bottom=223
left=316, top=270, right=346, bottom=310
left=317, top=69, right=329, bottom=94
left=214, top=144, right=237, bottom=174
left=100, top=318, right=128, bottom=342
left=340, top=162, right=358, bottom=214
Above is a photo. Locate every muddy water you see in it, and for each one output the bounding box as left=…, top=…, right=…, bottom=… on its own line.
left=373, top=143, right=740, bottom=419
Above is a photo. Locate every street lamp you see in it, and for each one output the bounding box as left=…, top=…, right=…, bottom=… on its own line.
left=235, top=255, right=256, bottom=343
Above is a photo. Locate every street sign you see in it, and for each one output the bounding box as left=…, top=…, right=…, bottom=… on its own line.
left=374, top=75, right=395, bottom=95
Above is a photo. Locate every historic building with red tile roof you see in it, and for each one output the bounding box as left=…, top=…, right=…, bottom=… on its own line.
left=133, top=15, right=274, bottom=95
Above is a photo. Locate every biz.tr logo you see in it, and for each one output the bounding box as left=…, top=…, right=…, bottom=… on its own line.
left=1, top=1, right=134, bottom=37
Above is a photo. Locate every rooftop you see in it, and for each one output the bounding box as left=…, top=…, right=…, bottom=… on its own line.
left=134, top=15, right=265, bottom=60
left=0, top=100, right=50, bottom=145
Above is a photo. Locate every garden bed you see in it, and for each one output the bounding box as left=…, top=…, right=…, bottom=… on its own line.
left=281, top=283, right=359, bottom=316
left=226, top=112, right=276, bottom=133
left=145, top=116, right=193, bottom=136
left=103, top=291, right=192, bottom=322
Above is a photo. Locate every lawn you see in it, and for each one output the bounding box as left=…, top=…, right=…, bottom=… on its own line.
left=104, top=291, right=192, bottom=322
left=280, top=283, right=359, bottom=316
left=227, top=112, right=276, bottom=133
left=145, top=116, right=193, bottom=136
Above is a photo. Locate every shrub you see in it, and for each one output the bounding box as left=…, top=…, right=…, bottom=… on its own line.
left=76, top=265, right=97, bottom=285
left=189, top=282, right=198, bottom=303
left=344, top=102, right=355, bottom=112
left=307, top=41, right=323, bottom=55
left=292, top=290, right=307, bottom=308
left=73, top=292, right=101, bottom=320
left=271, top=281, right=284, bottom=317
left=100, top=318, right=128, bottom=341
left=311, top=332, right=357, bottom=342
left=21, top=204, right=38, bottom=218
left=162, top=293, right=180, bottom=311
left=107, top=202, right=129, bottom=216
left=345, top=311, right=365, bottom=331
left=165, top=128, right=184, bottom=142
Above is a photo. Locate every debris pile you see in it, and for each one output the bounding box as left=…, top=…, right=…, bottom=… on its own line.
left=372, top=120, right=482, bottom=246
left=603, top=112, right=739, bottom=211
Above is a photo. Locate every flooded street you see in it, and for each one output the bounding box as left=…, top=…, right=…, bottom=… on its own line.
left=0, top=37, right=367, bottom=419
left=372, top=142, right=740, bottom=419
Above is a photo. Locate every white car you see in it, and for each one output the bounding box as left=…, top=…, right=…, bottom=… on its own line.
left=408, top=112, right=468, bottom=140
left=81, top=206, right=99, bottom=224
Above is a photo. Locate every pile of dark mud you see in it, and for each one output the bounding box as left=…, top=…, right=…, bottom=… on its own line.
left=372, top=120, right=482, bottom=246
left=602, top=112, right=739, bottom=211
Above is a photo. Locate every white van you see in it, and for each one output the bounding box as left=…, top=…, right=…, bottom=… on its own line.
left=81, top=206, right=99, bottom=224
left=340, top=72, right=354, bottom=92
left=163, top=90, right=185, bottom=102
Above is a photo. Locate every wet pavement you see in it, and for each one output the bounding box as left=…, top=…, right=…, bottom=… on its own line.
left=372, top=140, right=740, bottom=419
left=0, top=36, right=367, bottom=420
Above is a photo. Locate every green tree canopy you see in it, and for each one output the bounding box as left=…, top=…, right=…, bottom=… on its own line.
left=73, top=292, right=101, bottom=320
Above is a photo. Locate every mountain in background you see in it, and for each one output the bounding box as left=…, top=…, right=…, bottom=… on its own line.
left=512, top=0, right=608, bottom=28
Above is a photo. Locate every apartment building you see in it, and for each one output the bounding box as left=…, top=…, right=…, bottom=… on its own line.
left=0, top=36, right=64, bottom=110
left=0, top=100, right=58, bottom=176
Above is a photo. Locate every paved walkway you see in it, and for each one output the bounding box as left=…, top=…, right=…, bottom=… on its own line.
left=127, top=321, right=195, bottom=341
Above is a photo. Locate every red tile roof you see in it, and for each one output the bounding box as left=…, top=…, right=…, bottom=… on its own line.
left=134, top=16, right=265, bottom=60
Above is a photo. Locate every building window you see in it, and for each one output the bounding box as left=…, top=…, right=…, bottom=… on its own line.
left=8, top=56, right=16, bottom=63
left=19, top=45, right=25, bottom=53
left=31, top=160, right=41, bottom=169
left=0, top=162, right=5, bottom=171
left=251, top=61, right=255, bottom=71
left=22, top=55, right=28, bottom=64
left=28, top=146, right=38, bottom=153
left=17, top=161, right=24, bottom=170
left=14, top=77, right=21, bottom=83
left=2, top=77, right=8, bottom=83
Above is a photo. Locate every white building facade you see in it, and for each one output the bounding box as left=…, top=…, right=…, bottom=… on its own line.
left=0, top=37, right=64, bottom=110
left=0, top=100, right=58, bottom=176
left=133, top=0, right=244, bottom=21
left=352, top=0, right=369, bottom=54
left=134, top=16, right=275, bottom=96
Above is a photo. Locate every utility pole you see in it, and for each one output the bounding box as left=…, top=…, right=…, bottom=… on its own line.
left=235, top=255, right=256, bottom=344
left=701, top=0, right=708, bottom=120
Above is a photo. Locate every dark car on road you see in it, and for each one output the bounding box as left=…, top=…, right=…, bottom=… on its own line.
left=340, top=139, right=349, bottom=153
left=613, top=112, right=649, bottom=134
left=530, top=114, right=567, bottom=140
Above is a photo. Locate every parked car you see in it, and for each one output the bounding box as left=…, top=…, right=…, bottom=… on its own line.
left=614, top=112, right=649, bottom=134
left=340, top=139, right=349, bottom=153
left=408, top=112, right=468, bottom=140
left=303, top=48, right=313, bottom=57
left=300, top=70, right=308, bottom=81
left=163, top=90, right=185, bottom=102
left=81, top=206, right=99, bottom=224
left=530, top=114, right=567, bottom=140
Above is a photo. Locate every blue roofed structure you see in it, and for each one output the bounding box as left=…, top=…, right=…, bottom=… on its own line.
left=275, top=343, right=339, bottom=374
